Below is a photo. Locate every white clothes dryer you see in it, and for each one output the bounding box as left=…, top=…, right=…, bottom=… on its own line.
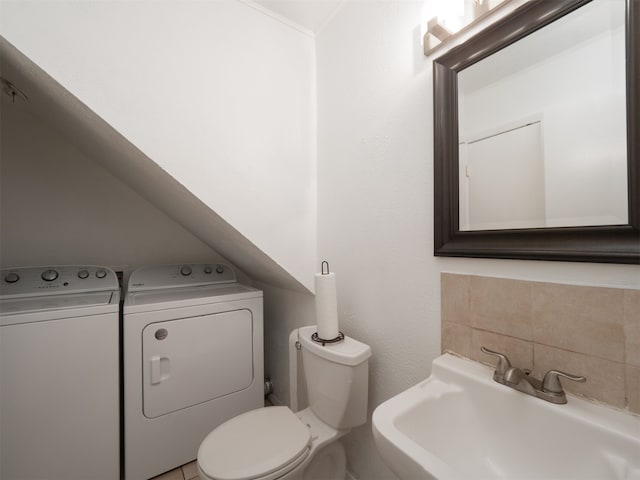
left=0, top=265, right=120, bottom=480
left=123, top=264, right=263, bottom=480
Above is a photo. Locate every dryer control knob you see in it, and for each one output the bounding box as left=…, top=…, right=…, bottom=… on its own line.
left=215, top=265, right=225, bottom=274
left=180, top=265, right=192, bottom=276
left=42, top=269, right=59, bottom=282
left=78, top=269, right=90, bottom=279
left=96, top=269, right=107, bottom=279
left=204, top=266, right=213, bottom=274
left=4, top=272, right=19, bottom=284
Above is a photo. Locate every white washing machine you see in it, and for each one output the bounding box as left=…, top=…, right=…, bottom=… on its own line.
left=0, top=265, right=120, bottom=480
left=123, top=264, right=263, bottom=480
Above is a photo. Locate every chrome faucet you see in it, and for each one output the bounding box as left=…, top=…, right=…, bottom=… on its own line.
left=480, top=346, right=586, bottom=404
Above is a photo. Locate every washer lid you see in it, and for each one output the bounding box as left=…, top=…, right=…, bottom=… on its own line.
left=0, top=292, right=115, bottom=315
left=125, top=284, right=260, bottom=311
left=198, top=407, right=311, bottom=480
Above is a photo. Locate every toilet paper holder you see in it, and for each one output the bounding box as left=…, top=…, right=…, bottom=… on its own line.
left=314, top=260, right=344, bottom=345
left=321, top=261, right=330, bottom=275
left=311, top=331, right=345, bottom=346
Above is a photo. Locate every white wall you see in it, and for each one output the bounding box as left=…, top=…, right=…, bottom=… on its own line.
left=255, top=281, right=315, bottom=407
left=317, top=3, right=437, bottom=477
left=317, top=1, right=640, bottom=479
left=0, top=0, right=317, bottom=291
left=0, top=94, right=243, bottom=282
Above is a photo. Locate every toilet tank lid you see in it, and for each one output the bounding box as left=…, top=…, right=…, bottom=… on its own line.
left=298, top=326, right=372, bottom=366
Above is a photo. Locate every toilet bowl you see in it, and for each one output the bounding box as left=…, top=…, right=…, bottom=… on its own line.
left=197, top=407, right=345, bottom=480
left=197, top=326, right=371, bottom=480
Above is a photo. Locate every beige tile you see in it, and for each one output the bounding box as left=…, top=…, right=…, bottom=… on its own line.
left=624, top=290, right=640, bottom=367
left=627, top=365, right=640, bottom=414
left=533, top=344, right=625, bottom=408
left=469, top=276, right=533, bottom=340
left=441, top=273, right=471, bottom=326
left=442, top=322, right=471, bottom=358
left=532, top=283, right=625, bottom=362
left=470, top=328, right=533, bottom=371
left=151, top=468, right=184, bottom=480
left=182, top=461, right=199, bottom=480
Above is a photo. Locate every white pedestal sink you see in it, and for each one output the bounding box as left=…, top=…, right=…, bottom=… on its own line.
left=372, top=354, right=640, bottom=480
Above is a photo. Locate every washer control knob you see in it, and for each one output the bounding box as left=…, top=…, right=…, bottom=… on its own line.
left=95, top=269, right=107, bottom=279
left=4, top=272, right=19, bottom=284
left=215, top=265, right=225, bottom=274
left=41, top=269, right=59, bottom=282
left=180, top=265, right=192, bottom=276
left=204, top=266, right=213, bottom=274
left=78, top=269, right=90, bottom=279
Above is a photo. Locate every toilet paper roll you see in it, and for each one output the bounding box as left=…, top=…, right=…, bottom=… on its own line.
left=315, top=272, right=339, bottom=340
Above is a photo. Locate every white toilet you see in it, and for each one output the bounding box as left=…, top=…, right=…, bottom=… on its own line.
left=197, top=325, right=372, bottom=480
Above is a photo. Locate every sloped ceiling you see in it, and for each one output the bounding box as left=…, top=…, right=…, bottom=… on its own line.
left=0, top=37, right=309, bottom=293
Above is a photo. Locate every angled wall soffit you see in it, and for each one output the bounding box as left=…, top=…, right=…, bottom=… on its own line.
left=0, top=36, right=310, bottom=294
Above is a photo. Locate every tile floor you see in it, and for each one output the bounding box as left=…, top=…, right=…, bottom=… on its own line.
left=151, top=460, right=199, bottom=480
left=150, top=400, right=273, bottom=480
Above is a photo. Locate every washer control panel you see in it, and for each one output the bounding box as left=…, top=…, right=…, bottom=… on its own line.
left=0, top=266, right=119, bottom=299
left=127, top=263, right=235, bottom=292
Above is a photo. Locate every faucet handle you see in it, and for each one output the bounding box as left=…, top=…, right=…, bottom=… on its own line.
left=480, top=346, right=512, bottom=381
left=542, top=370, right=586, bottom=394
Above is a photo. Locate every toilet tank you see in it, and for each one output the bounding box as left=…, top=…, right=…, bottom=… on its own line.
left=298, top=326, right=371, bottom=430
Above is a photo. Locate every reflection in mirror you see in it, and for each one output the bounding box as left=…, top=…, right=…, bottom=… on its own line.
left=457, top=0, right=627, bottom=231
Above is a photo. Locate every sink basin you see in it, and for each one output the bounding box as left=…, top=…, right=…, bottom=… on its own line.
left=372, top=354, right=640, bottom=480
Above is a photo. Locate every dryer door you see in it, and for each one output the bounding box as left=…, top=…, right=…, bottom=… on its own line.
left=142, top=309, right=253, bottom=418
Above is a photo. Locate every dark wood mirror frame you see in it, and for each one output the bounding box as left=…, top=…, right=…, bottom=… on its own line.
left=434, top=0, right=639, bottom=264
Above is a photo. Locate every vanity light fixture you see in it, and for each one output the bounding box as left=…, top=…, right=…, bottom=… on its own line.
left=424, top=17, right=454, bottom=51
left=423, top=0, right=511, bottom=56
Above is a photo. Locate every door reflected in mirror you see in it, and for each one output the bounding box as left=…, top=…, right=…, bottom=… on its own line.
left=457, top=0, right=627, bottom=231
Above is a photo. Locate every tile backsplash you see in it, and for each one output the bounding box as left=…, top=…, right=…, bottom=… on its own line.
left=441, top=273, right=640, bottom=414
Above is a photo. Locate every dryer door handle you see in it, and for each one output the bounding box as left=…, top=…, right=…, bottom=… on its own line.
left=150, top=356, right=170, bottom=385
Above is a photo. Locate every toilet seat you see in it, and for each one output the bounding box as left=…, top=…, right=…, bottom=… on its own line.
left=198, top=406, right=311, bottom=480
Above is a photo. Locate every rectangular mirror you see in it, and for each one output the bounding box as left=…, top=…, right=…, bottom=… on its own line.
left=458, top=0, right=627, bottom=231
left=434, top=0, right=639, bottom=263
